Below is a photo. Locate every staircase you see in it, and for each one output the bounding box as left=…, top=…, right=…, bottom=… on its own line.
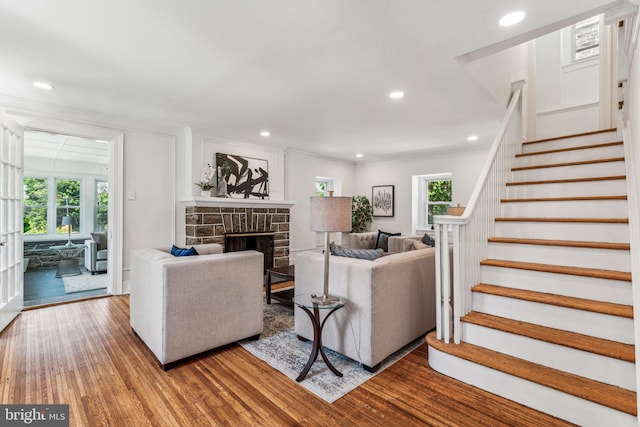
left=427, top=129, right=638, bottom=426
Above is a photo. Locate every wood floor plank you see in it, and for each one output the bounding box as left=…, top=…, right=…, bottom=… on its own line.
left=487, top=237, right=630, bottom=250
left=0, top=296, right=574, bottom=426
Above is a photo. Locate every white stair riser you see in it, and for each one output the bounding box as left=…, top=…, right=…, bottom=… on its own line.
left=487, top=242, right=631, bottom=271
left=471, top=292, right=634, bottom=343
left=500, top=199, right=628, bottom=218
left=494, top=221, right=629, bottom=242
left=522, top=132, right=620, bottom=153
left=461, top=322, right=636, bottom=390
left=428, top=346, right=638, bottom=427
left=506, top=179, right=627, bottom=198
left=516, top=145, right=624, bottom=167
left=512, top=160, right=625, bottom=182
left=480, top=265, right=632, bottom=305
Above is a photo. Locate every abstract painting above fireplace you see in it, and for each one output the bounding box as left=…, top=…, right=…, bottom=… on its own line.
left=216, top=152, right=269, bottom=199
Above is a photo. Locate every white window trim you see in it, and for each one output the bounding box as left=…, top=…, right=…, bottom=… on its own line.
left=412, top=172, right=452, bottom=232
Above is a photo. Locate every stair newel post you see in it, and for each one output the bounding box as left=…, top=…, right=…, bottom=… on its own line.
left=434, top=223, right=443, bottom=341
left=452, top=223, right=462, bottom=344
left=441, top=224, right=451, bottom=344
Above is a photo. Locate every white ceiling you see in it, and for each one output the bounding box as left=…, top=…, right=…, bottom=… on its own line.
left=0, top=0, right=623, bottom=161
left=24, top=131, right=109, bottom=164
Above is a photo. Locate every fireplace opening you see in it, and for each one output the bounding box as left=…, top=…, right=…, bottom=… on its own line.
left=224, top=232, right=274, bottom=272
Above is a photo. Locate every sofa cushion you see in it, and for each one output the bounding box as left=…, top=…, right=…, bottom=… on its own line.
left=375, top=230, right=401, bottom=252
left=421, top=233, right=436, bottom=247
left=90, top=232, right=108, bottom=251
left=330, top=242, right=383, bottom=260
left=411, top=240, right=430, bottom=250
left=170, top=245, right=199, bottom=257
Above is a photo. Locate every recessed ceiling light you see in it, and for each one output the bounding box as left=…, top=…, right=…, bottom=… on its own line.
left=356, top=153, right=364, bottom=158
left=33, top=81, right=53, bottom=90
left=499, top=11, right=525, bottom=27
left=389, top=91, right=404, bottom=99
left=260, top=130, right=270, bottom=137
left=467, top=135, right=479, bottom=142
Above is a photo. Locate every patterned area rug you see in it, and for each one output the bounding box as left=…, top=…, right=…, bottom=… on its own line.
left=241, top=300, right=422, bottom=403
left=62, top=273, right=108, bottom=293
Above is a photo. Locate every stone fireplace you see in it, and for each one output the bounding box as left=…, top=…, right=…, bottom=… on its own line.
left=182, top=198, right=294, bottom=268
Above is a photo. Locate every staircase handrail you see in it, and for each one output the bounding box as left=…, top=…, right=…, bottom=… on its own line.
left=433, top=82, right=524, bottom=344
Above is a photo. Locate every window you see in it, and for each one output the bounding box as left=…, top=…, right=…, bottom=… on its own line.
left=56, top=179, right=81, bottom=234
left=316, top=177, right=337, bottom=197
left=23, top=176, right=83, bottom=237
left=572, top=16, right=600, bottom=62
left=95, top=180, right=108, bottom=232
left=23, top=177, right=48, bottom=235
left=412, top=173, right=452, bottom=230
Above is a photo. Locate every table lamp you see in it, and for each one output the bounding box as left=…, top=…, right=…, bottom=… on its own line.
left=309, top=196, right=352, bottom=304
left=62, top=215, right=74, bottom=247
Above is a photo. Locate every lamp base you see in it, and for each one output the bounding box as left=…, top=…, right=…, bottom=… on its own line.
left=311, top=293, right=341, bottom=305
left=65, top=240, right=74, bottom=247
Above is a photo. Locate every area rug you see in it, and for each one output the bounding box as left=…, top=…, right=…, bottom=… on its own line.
left=241, top=301, right=423, bottom=403
left=62, top=273, right=107, bottom=293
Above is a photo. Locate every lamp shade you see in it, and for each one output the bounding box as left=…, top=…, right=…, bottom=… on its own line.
left=61, top=215, right=73, bottom=226
left=309, top=196, right=352, bottom=232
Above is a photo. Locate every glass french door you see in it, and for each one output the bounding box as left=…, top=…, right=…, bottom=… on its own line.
left=0, top=112, right=24, bottom=332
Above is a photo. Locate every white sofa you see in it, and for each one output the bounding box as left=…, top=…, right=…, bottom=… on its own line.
left=294, top=246, right=437, bottom=371
left=130, top=243, right=263, bottom=369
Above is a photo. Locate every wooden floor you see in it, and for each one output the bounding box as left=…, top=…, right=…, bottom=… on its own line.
left=0, top=296, right=574, bottom=426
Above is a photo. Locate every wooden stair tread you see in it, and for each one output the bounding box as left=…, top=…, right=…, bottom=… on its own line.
left=501, top=195, right=627, bottom=202
left=480, top=259, right=632, bottom=282
left=487, top=237, right=630, bottom=250
left=461, top=312, right=635, bottom=362
left=512, top=157, right=625, bottom=171
left=523, top=128, right=617, bottom=145
left=495, top=217, right=628, bottom=223
left=506, top=175, right=626, bottom=186
left=472, top=283, right=633, bottom=318
left=426, top=332, right=637, bottom=415
left=516, top=141, right=622, bottom=158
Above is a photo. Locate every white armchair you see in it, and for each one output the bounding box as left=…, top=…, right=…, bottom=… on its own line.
left=85, top=232, right=108, bottom=274
left=130, top=244, right=264, bottom=369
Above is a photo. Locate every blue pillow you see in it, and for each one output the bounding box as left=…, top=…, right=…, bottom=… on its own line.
left=170, top=245, right=199, bottom=257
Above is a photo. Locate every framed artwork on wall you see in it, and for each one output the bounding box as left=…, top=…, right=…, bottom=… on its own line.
left=372, top=185, right=394, bottom=217
left=215, top=152, right=269, bottom=199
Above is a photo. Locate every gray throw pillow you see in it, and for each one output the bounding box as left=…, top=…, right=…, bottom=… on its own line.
left=421, top=233, right=435, bottom=247
left=90, top=232, right=108, bottom=251
left=375, top=230, right=401, bottom=252
left=330, top=242, right=383, bottom=260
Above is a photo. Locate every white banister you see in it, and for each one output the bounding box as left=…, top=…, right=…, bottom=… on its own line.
left=433, top=82, right=524, bottom=345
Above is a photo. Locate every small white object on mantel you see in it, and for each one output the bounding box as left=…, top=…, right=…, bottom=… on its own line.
left=180, top=197, right=295, bottom=209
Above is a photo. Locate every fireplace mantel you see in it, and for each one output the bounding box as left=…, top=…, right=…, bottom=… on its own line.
left=180, top=197, right=295, bottom=209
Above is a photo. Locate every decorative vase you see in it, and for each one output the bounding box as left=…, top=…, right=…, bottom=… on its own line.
left=217, top=179, right=229, bottom=198
left=200, top=190, right=211, bottom=197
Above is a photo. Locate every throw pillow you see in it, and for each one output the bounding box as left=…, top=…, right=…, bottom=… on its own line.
left=421, top=233, right=435, bottom=247
left=411, top=240, right=430, bottom=250
left=329, top=242, right=383, bottom=260
left=375, top=230, right=401, bottom=252
left=90, top=232, right=108, bottom=251
left=170, top=245, right=199, bottom=257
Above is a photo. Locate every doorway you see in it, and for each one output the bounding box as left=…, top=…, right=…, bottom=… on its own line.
left=23, top=131, right=110, bottom=306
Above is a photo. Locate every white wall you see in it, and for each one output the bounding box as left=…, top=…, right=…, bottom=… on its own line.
left=536, top=27, right=600, bottom=138
left=286, top=151, right=355, bottom=252
left=354, top=148, right=490, bottom=235
left=121, top=130, right=175, bottom=288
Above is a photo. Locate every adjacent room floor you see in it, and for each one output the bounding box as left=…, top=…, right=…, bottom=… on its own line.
left=23, top=267, right=108, bottom=307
